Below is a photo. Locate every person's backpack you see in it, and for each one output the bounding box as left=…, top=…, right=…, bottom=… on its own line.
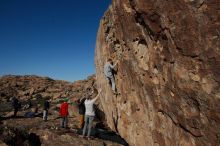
left=18, top=102, right=21, bottom=109
left=78, top=102, right=85, bottom=115
left=44, top=101, right=50, bottom=110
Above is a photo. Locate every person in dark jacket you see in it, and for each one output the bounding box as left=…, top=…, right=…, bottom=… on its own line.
left=77, top=97, right=86, bottom=129
left=11, top=97, right=21, bottom=117
left=43, top=99, right=50, bottom=121
left=60, top=98, right=69, bottom=128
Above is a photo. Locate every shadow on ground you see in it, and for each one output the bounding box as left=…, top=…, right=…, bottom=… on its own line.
left=77, top=127, right=129, bottom=146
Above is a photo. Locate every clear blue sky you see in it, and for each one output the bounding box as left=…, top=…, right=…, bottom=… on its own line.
left=0, top=0, right=111, bottom=82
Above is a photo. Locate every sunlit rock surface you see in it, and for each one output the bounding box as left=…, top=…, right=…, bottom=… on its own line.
left=95, top=0, right=220, bottom=145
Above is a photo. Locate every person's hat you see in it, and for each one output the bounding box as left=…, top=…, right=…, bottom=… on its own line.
left=63, top=98, right=69, bottom=102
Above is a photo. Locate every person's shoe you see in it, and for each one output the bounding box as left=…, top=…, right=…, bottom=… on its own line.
left=113, top=90, right=119, bottom=95
left=79, top=135, right=86, bottom=139
left=87, top=136, right=94, bottom=140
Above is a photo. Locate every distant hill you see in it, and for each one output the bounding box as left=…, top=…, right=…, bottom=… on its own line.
left=0, top=75, right=96, bottom=103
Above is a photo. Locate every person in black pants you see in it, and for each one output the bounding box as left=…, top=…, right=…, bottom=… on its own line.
left=43, top=99, right=50, bottom=121
left=77, top=97, right=86, bottom=129
left=12, top=97, right=20, bottom=117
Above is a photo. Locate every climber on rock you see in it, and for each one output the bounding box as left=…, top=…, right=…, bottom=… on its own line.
left=104, top=58, right=119, bottom=94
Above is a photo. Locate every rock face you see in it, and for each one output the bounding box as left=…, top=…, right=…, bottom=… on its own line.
left=95, top=0, right=220, bottom=146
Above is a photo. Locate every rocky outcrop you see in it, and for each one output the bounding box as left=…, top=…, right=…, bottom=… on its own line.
left=0, top=75, right=96, bottom=118
left=0, top=75, right=127, bottom=146
left=0, top=117, right=125, bottom=146
left=95, top=0, right=220, bottom=146
left=0, top=75, right=96, bottom=102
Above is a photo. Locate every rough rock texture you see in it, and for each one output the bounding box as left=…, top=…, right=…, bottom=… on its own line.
left=0, top=75, right=126, bottom=146
left=0, top=75, right=95, bottom=103
left=95, top=0, right=220, bottom=146
left=0, top=115, right=124, bottom=146
left=0, top=75, right=99, bottom=123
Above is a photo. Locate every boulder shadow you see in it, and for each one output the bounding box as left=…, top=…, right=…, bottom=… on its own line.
left=76, top=123, right=128, bottom=146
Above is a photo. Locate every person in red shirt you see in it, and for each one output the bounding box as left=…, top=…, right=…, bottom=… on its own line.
left=60, top=98, right=69, bottom=128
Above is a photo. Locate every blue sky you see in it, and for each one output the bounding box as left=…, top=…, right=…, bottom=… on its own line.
left=0, top=0, right=111, bottom=82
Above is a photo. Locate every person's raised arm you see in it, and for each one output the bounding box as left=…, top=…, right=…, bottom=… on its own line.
left=92, top=89, right=102, bottom=102
left=113, top=60, right=119, bottom=68
left=109, top=60, right=119, bottom=69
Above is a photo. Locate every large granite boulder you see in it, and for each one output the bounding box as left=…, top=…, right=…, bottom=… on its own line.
left=95, top=0, right=220, bottom=146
